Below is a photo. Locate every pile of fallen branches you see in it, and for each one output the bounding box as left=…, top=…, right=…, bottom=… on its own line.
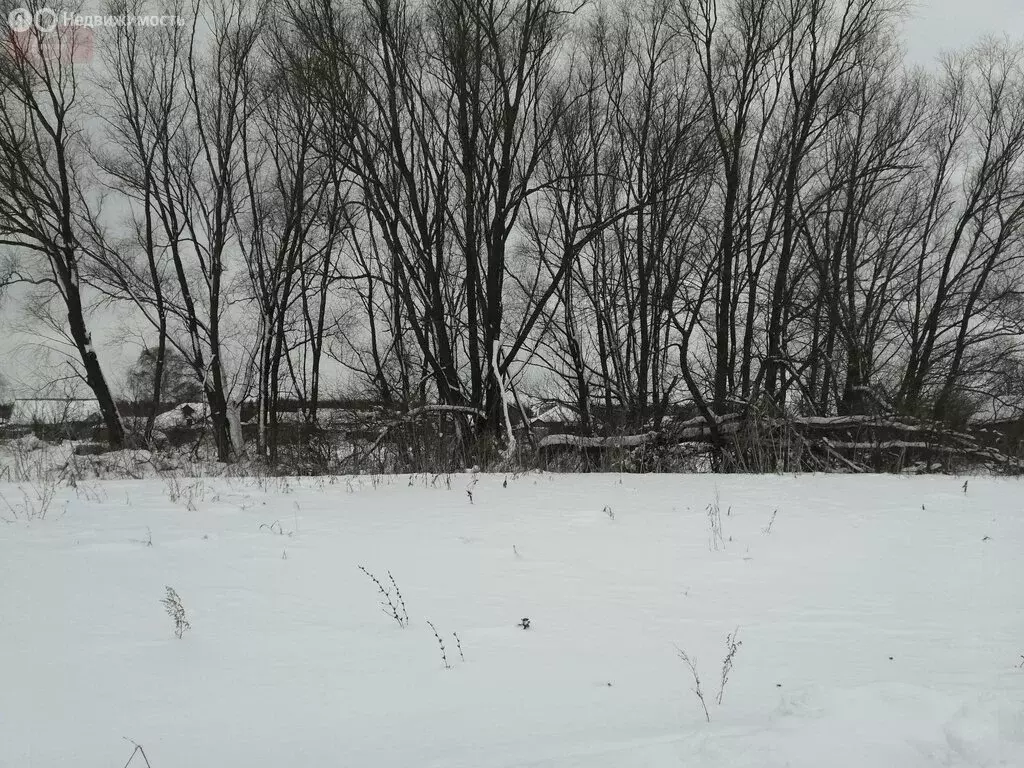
left=342, top=405, right=489, bottom=473
left=538, top=413, right=1024, bottom=474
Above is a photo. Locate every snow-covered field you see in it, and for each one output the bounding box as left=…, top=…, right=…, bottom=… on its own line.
left=2, top=472, right=1023, bottom=767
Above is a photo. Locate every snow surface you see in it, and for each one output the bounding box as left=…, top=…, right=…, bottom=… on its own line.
left=1, top=473, right=1023, bottom=767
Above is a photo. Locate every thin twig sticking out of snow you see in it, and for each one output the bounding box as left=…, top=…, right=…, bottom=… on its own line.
left=358, top=566, right=409, bottom=628
left=706, top=493, right=725, bottom=551
left=426, top=620, right=450, bottom=669
left=676, top=627, right=742, bottom=721
left=160, top=586, right=190, bottom=639
left=675, top=647, right=710, bottom=723
left=388, top=571, right=409, bottom=626
left=717, top=628, right=741, bottom=705
left=122, top=738, right=152, bottom=768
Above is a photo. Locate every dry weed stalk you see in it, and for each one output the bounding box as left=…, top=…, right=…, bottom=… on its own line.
left=160, top=586, right=191, bottom=639
left=358, top=566, right=409, bottom=627
left=675, top=647, right=710, bottom=723
left=426, top=620, right=450, bottom=669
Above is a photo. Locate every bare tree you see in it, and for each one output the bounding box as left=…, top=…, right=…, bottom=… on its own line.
left=291, top=0, right=583, bottom=443
left=679, top=0, right=786, bottom=414
left=88, top=0, right=187, bottom=442
left=91, top=0, right=264, bottom=460
left=898, top=41, right=1024, bottom=420
left=237, top=19, right=352, bottom=460
left=796, top=50, right=927, bottom=415
left=0, top=2, right=126, bottom=446
left=528, top=0, right=714, bottom=429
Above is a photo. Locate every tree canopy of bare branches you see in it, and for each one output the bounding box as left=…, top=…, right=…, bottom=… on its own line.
left=0, top=0, right=1021, bottom=464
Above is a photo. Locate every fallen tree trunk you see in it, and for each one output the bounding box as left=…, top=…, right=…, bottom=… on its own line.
left=538, top=432, right=659, bottom=450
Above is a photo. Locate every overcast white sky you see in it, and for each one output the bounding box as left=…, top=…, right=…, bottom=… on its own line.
left=1, top=0, right=1023, bottom=397
left=903, top=0, right=1024, bottom=64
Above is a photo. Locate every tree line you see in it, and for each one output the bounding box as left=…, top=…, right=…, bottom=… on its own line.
left=1, top=0, right=1023, bottom=462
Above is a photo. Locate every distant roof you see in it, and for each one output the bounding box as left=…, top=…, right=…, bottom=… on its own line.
left=7, top=398, right=102, bottom=425
left=530, top=404, right=579, bottom=425
left=153, top=402, right=210, bottom=429
left=970, top=400, right=1024, bottom=425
